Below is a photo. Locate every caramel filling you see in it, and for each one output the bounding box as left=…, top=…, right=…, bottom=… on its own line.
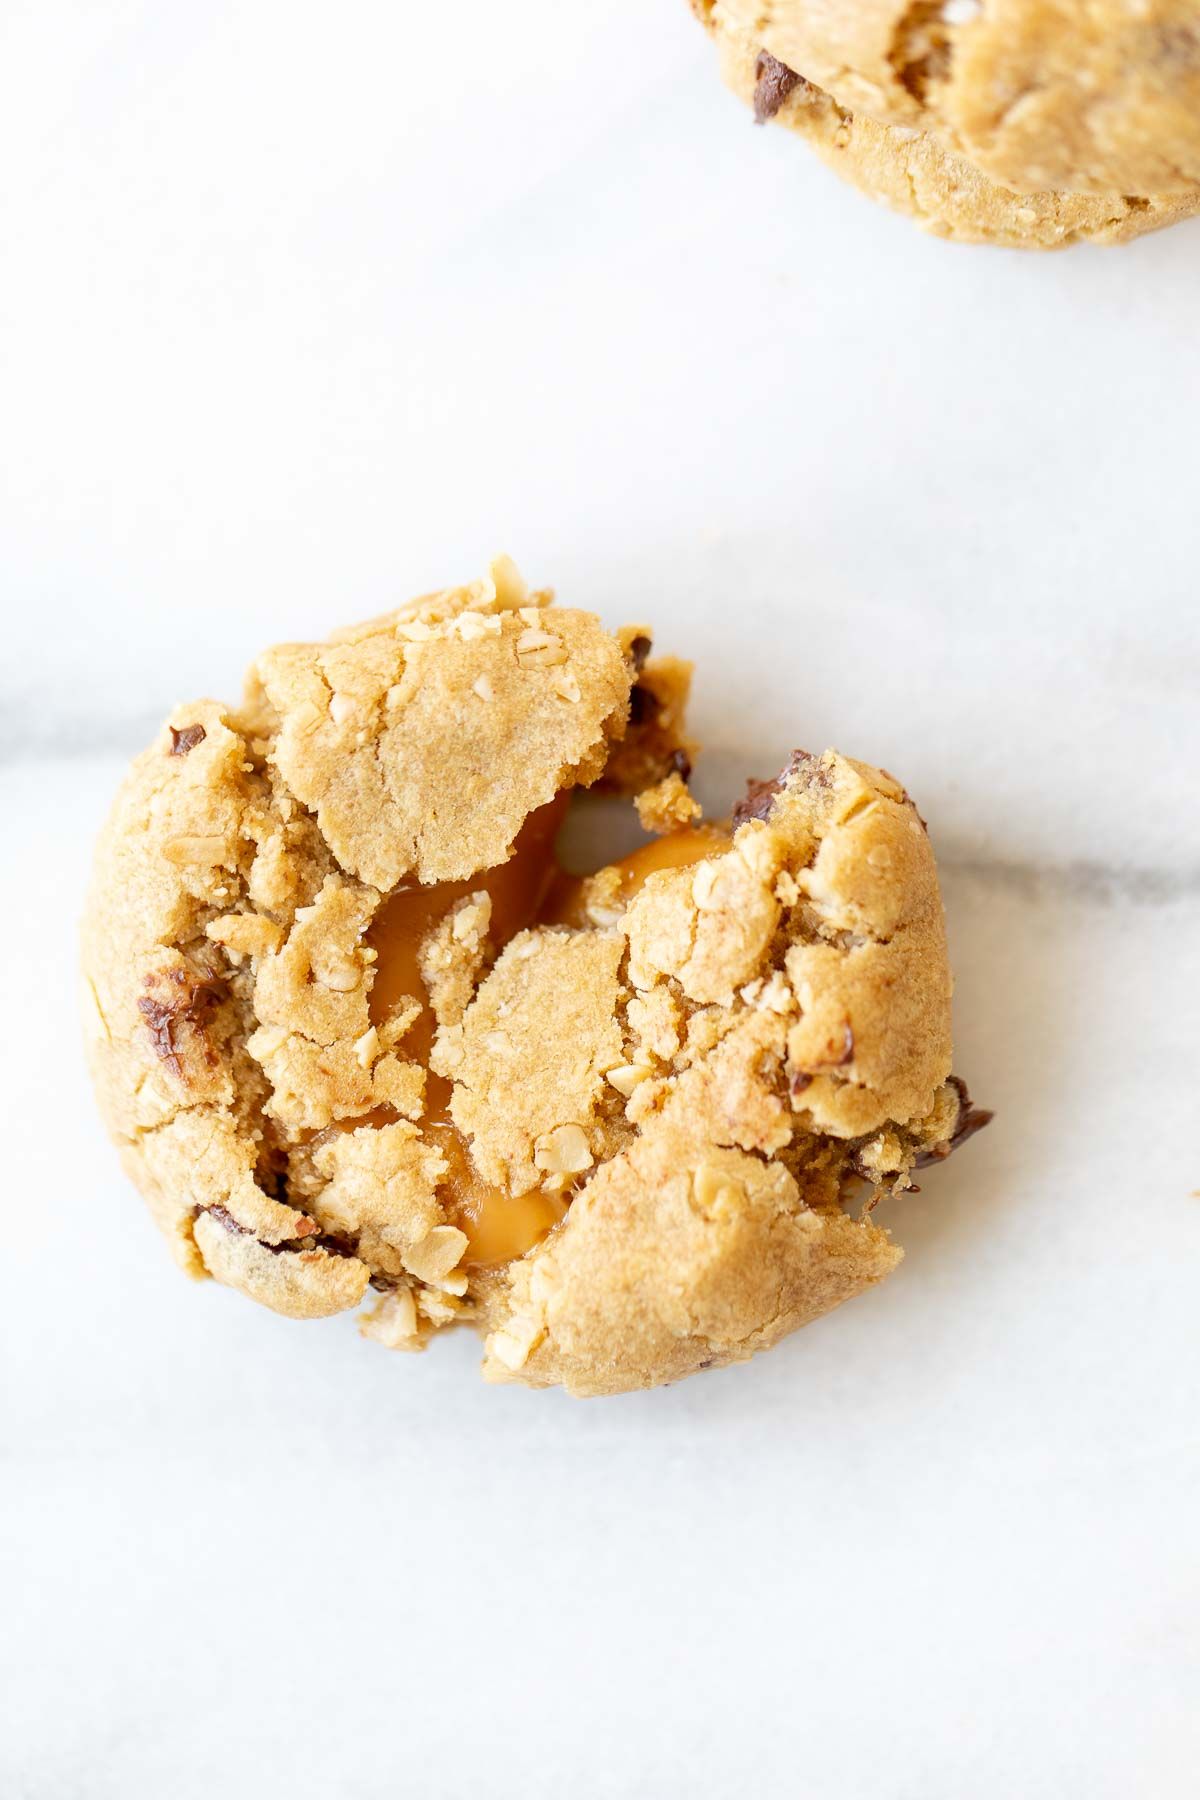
left=357, top=807, right=729, bottom=1267
left=362, top=796, right=566, bottom=1266
left=367, top=795, right=567, bottom=1063
left=543, top=821, right=730, bottom=928
left=423, top=1117, right=567, bottom=1266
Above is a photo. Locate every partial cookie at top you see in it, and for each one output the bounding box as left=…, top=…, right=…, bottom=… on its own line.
left=694, top=2, right=1200, bottom=248
left=709, top=0, right=1200, bottom=195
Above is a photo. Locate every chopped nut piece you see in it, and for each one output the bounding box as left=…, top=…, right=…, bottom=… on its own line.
left=452, top=901, right=486, bottom=942
left=404, top=1224, right=469, bottom=1285
left=312, top=949, right=362, bottom=992
left=452, top=610, right=501, bottom=643
left=162, top=835, right=230, bottom=867
left=205, top=913, right=284, bottom=960
left=360, top=1286, right=423, bottom=1350
left=486, top=1312, right=544, bottom=1372
left=605, top=1062, right=652, bottom=1098
left=417, top=1286, right=463, bottom=1325
left=739, top=971, right=794, bottom=1015
left=692, top=1163, right=745, bottom=1221
left=515, top=628, right=569, bottom=668
left=489, top=553, right=530, bottom=609
left=249, top=1024, right=288, bottom=1059
left=533, top=1122, right=593, bottom=1175
left=692, top=860, right=718, bottom=909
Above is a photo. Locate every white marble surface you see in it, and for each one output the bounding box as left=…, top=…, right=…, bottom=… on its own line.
left=2, top=4, right=1198, bottom=1797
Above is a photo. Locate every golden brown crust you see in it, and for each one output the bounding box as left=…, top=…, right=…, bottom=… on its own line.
left=699, top=3, right=1200, bottom=248
left=483, top=1125, right=902, bottom=1397
left=253, top=585, right=630, bottom=890
left=433, top=929, right=629, bottom=1195
left=83, top=569, right=977, bottom=1394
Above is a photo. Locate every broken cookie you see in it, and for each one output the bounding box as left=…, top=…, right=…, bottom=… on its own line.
left=82, top=561, right=989, bottom=1396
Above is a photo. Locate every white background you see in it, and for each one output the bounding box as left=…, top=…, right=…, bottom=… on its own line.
left=2, top=3, right=1198, bottom=1796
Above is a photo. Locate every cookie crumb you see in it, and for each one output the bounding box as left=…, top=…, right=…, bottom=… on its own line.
left=635, top=771, right=701, bottom=835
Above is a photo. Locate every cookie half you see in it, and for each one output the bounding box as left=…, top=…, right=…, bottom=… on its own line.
left=83, top=564, right=988, bottom=1395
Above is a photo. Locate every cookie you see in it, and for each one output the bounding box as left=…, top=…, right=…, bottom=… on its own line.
left=692, top=1, right=1200, bottom=248
left=82, top=562, right=989, bottom=1395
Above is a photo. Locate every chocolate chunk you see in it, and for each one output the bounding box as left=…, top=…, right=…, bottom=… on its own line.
left=753, top=50, right=806, bottom=124
left=138, top=965, right=223, bottom=1078
left=137, top=996, right=180, bottom=1073
left=255, top=1153, right=291, bottom=1205
left=201, top=1205, right=340, bottom=1259
left=914, top=1076, right=994, bottom=1168
left=671, top=746, right=693, bottom=783
left=169, top=724, right=206, bottom=756
left=628, top=635, right=652, bottom=674
left=732, top=749, right=817, bottom=827
left=628, top=683, right=662, bottom=727
left=789, top=1071, right=813, bottom=1097
left=308, top=1228, right=361, bottom=1262
left=202, top=1204, right=250, bottom=1237
left=734, top=775, right=783, bottom=827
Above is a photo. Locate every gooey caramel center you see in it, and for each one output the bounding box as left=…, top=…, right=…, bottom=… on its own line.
left=543, top=821, right=730, bottom=928
left=359, top=803, right=729, bottom=1266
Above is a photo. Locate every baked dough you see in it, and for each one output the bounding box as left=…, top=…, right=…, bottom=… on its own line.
left=82, top=565, right=989, bottom=1395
